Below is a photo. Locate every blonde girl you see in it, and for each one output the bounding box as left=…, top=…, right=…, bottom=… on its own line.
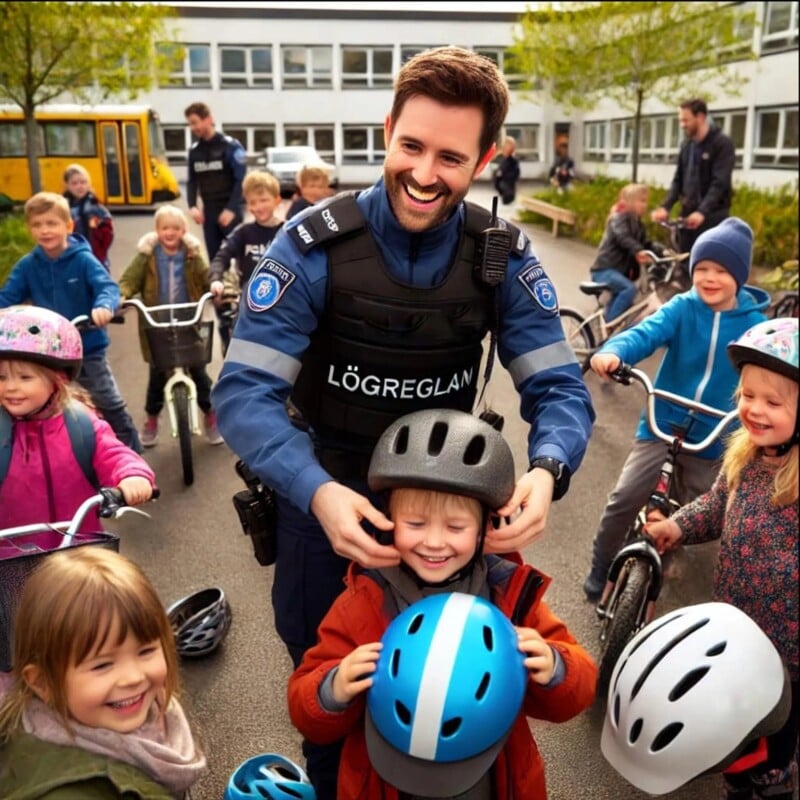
left=0, top=547, right=206, bottom=799
left=647, top=318, right=798, bottom=800
left=0, top=305, right=155, bottom=530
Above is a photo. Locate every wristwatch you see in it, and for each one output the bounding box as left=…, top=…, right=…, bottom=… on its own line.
left=529, top=457, right=571, bottom=501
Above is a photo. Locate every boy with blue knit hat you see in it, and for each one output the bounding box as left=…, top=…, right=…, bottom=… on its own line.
left=582, top=217, right=770, bottom=603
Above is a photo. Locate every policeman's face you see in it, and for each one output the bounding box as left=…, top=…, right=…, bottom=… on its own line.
left=383, top=95, right=495, bottom=232
left=678, top=108, right=701, bottom=140
left=186, top=113, right=214, bottom=141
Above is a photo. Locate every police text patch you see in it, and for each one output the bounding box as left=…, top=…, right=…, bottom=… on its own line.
left=247, top=259, right=296, bottom=312
left=517, top=264, right=558, bottom=313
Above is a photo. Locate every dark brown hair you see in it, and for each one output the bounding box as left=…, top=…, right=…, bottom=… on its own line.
left=390, top=46, right=509, bottom=159
left=184, top=101, right=211, bottom=119
left=680, top=98, right=708, bottom=117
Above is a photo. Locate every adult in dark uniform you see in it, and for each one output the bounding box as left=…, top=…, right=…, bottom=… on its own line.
left=184, top=102, right=248, bottom=352
left=213, top=47, right=595, bottom=799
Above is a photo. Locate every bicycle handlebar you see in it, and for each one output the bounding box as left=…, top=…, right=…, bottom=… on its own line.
left=120, top=293, right=215, bottom=328
left=610, top=364, right=738, bottom=452
left=0, top=487, right=160, bottom=540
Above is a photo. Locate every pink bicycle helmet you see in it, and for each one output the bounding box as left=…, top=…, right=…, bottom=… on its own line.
left=728, top=317, right=798, bottom=382
left=0, top=305, right=83, bottom=379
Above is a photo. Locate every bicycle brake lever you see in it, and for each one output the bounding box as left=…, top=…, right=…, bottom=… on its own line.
left=610, top=364, right=633, bottom=385
left=111, top=506, right=153, bottom=521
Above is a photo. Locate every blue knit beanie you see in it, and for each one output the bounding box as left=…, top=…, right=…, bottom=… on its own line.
left=689, top=217, right=753, bottom=290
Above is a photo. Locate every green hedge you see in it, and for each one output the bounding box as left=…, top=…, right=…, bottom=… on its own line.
left=0, top=210, right=34, bottom=286
left=518, top=176, right=799, bottom=269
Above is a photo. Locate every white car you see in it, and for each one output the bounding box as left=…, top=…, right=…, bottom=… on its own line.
left=262, top=145, right=338, bottom=197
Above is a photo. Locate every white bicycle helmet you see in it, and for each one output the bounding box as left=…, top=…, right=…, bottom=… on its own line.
left=224, top=753, right=315, bottom=800
left=166, top=587, right=232, bottom=658
left=365, top=592, right=527, bottom=797
left=601, top=602, right=790, bottom=796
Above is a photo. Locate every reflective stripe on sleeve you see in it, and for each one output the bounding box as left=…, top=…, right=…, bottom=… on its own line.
left=508, top=339, right=578, bottom=386
left=225, top=337, right=302, bottom=384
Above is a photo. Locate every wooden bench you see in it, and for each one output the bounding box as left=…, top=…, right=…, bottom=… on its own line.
left=517, top=196, right=577, bottom=238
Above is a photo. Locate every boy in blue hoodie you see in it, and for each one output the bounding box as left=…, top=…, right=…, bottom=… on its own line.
left=0, top=192, right=141, bottom=452
left=582, top=217, right=769, bottom=602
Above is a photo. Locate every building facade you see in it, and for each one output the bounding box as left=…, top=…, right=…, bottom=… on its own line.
left=140, top=1, right=798, bottom=191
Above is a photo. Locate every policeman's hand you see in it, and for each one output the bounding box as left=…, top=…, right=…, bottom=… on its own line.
left=218, top=208, right=235, bottom=228
left=332, top=642, right=382, bottom=704
left=91, top=307, right=113, bottom=327
left=310, top=481, right=400, bottom=568
left=210, top=280, right=225, bottom=297
left=590, top=352, right=621, bottom=380
left=650, top=207, right=668, bottom=223
left=485, top=470, right=552, bottom=553
left=118, top=476, right=154, bottom=506
left=516, top=627, right=556, bottom=685
left=684, top=211, right=705, bottom=230
left=189, top=206, right=204, bottom=225
left=644, top=517, right=683, bottom=555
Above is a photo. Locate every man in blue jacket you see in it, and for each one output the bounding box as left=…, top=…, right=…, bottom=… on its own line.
left=212, top=46, right=595, bottom=800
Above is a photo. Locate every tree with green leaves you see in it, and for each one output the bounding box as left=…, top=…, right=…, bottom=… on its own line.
left=0, top=2, right=182, bottom=193
left=508, top=2, right=757, bottom=180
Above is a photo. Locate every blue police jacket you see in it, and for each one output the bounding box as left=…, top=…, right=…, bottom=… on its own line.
left=212, top=178, right=595, bottom=512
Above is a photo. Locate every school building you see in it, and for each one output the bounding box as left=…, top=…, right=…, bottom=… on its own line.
left=141, top=1, right=798, bottom=191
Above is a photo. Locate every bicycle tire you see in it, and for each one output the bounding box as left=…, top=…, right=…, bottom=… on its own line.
left=559, top=308, right=596, bottom=373
left=597, top=558, right=651, bottom=700
left=173, top=383, right=194, bottom=486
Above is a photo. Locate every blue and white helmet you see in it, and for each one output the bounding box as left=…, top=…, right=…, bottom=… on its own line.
left=224, top=753, right=315, bottom=800
left=365, top=592, right=527, bottom=797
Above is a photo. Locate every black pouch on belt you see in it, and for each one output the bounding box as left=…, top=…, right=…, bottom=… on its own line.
left=232, top=460, right=278, bottom=566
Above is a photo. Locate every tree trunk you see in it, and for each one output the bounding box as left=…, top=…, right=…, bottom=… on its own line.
left=24, top=105, right=42, bottom=194
left=631, top=86, right=643, bottom=182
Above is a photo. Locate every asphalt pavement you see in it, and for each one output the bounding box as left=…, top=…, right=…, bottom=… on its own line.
left=104, top=181, right=724, bottom=800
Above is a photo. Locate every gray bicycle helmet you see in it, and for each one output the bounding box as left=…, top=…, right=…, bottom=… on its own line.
left=367, top=409, right=515, bottom=509
left=601, top=602, right=791, bottom=796
left=167, top=587, right=232, bottom=658
left=224, top=753, right=315, bottom=800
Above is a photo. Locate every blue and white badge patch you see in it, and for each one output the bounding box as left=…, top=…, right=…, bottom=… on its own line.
left=247, top=259, right=296, bottom=312
left=518, top=264, right=558, bottom=314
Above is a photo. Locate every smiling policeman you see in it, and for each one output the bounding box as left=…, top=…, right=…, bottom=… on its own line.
left=212, top=45, right=594, bottom=799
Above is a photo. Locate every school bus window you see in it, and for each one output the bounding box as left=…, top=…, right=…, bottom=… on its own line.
left=43, top=122, right=96, bottom=157
left=149, top=116, right=167, bottom=157
left=0, top=122, right=27, bottom=157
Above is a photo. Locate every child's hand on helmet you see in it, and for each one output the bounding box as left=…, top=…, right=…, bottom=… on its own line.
left=332, top=642, right=382, bottom=704
left=516, top=627, right=555, bottom=685
left=118, top=476, right=154, bottom=505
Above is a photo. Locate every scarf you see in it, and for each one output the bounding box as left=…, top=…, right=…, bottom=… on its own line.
left=22, top=694, right=207, bottom=797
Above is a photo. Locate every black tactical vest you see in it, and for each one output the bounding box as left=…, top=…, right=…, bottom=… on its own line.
left=190, top=134, right=236, bottom=203
left=287, top=193, right=525, bottom=452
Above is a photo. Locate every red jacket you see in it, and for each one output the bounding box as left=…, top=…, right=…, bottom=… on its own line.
left=0, top=407, right=155, bottom=531
left=288, top=556, right=597, bottom=799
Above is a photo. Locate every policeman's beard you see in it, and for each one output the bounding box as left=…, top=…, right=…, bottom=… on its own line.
left=383, top=169, right=464, bottom=232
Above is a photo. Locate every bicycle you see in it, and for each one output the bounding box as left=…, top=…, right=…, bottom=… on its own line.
left=0, top=488, right=156, bottom=671
left=593, top=363, right=738, bottom=697
left=121, top=292, right=215, bottom=487
left=559, top=248, right=690, bottom=373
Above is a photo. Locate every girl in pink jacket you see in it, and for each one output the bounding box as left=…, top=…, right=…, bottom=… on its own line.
left=0, top=305, right=155, bottom=530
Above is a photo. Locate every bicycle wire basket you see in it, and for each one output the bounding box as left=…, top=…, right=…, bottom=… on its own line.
left=145, top=320, right=214, bottom=371
left=0, top=529, right=119, bottom=671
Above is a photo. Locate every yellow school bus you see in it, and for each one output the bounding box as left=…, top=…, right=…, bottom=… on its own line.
left=0, top=104, right=180, bottom=207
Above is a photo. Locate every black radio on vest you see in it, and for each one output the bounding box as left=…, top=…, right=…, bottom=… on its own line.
left=475, top=196, right=512, bottom=287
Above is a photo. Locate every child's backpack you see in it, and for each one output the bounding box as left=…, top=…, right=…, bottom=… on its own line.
left=0, top=403, right=99, bottom=490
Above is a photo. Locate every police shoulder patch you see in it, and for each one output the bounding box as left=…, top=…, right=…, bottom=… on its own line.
left=517, top=263, right=559, bottom=314
left=247, top=259, right=296, bottom=312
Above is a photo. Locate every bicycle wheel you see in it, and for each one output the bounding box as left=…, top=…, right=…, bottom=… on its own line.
left=559, top=308, right=596, bottom=373
left=173, top=383, right=194, bottom=486
left=597, top=558, right=651, bottom=700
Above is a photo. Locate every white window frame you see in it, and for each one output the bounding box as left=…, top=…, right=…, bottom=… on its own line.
left=342, top=125, right=386, bottom=163
left=219, top=45, right=273, bottom=88
left=474, top=47, right=524, bottom=89
left=163, top=125, right=190, bottom=164
left=160, top=43, right=211, bottom=88
left=282, top=125, right=335, bottom=162
left=341, top=46, right=394, bottom=88
left=281, top=45, right=333, bottom=88
left=753, top=105, right=798, bottom=168
left=583, top=121, right=607, bottom=162
left=761, top=1, right=799, bottom=51
left=503, top=124, right=540, bottom=162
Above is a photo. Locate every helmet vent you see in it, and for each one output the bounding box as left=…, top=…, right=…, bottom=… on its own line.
left=482, top=624, right=494, bottom=651
left=395, top=700, right=411, bottom=726
left=668, top=666, right=710, bottom=701
left=613, top=693, right=621, bottom=727
left=28, top=325, right=41, bottom=334
left=463, top=435, right=486, bottom=466
left=706, top=641, right=726, bottom=656
left=390, top=648, right=401, bottom=678
left=629, top=718, right=643, bottom=743
left=428, top=422, right=448, bottom=456
left=393, top=425, right=410, bottom=455
left=651, top=722, right=683, bottom=751
left=441, top=716, right=462, bottom=738
left=408, top=612, right=424, bottom=635
left=631, top=618, right=709, bottom=700
left=475, top=671, right=490, bottom=700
